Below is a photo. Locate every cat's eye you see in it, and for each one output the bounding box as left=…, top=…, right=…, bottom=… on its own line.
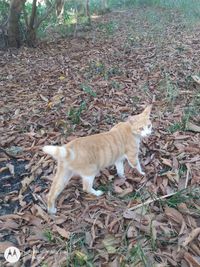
left=147, top=124, right=151, bottom=128
left=139, top=127, right=144, bottom=131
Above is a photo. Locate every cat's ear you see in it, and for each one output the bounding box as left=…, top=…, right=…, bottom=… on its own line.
left=143, top=104, right=152, bottom=117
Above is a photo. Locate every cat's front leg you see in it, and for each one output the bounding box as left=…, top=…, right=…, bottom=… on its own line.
left=136, top=159, right=145, bottom=176
left=115, top=160, right=125, bottom=178
left=126, top=153, right=145, bottom=176
left=82, top=175, right=104, bottom=196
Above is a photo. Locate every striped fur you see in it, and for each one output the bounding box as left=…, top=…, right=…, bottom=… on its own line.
left=43, top=105, right=152, bottom=214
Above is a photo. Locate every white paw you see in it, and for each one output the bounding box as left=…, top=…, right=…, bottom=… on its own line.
left=48, top=206, right=57, bottom=215
left=91, top=189, right=104, bottom=196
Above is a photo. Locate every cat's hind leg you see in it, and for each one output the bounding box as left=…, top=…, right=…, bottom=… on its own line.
left=82, top=175, right=103, bottom=196
left=47, top=163, right=73, bottom=214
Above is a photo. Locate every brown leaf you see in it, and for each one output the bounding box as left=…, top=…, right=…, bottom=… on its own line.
left=123, top=209, right=137, bottom=219
left=182, top=228, right=200, bottom=247
left=186, top=121, right=200, bottom=133
left=54, top=225, right=70, bottom=239
left=161, top=158, right=172, bottom=167
left=119, top=186, right=133, bottom=197
left=0, top=219, right=19, bottom=230
left=165, top=206, right=184, bottom=224
left=39, top=94, right=49, bottom=102
left=0, top=241, right=15, bottom=253
left=191, top=75, right=200, bottom=84
left=184, top=252, right=200, bottom=267
left=85, top=231, right=93, bottom=247
left=84, top=217, right=104, bottom=229
left=162, top=170, right=179, bottom=184
left=27, top=232, right=48, bottom=243
left=126, top=225, right=137, bottom=238
left=6, top=163, right=15, bottom=176
left=108, top=257, right=120, bottom=267
left=102, top=235, right=119, bottom=254
left=20, top=175, right=34, bottom=194
left=114, top=185, right=123, bottom=193
left=54, top=216, right=68, bottom=225
left=34, top=204, right=49, bottom=222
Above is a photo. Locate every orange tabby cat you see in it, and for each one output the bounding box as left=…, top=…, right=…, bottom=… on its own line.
left=43, top=105, right=152, bottom=214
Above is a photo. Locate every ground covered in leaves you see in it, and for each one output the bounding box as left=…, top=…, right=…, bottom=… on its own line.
left=0, top=6, right=200, bottom=267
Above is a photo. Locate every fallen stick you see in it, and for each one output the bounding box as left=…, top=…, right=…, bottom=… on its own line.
left=127, top=192, right=177, bottom=211
left=185, top=164, right=190, bottom=189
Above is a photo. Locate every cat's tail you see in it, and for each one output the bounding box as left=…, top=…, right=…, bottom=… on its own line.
left=42, top=145, right=73, bottom=160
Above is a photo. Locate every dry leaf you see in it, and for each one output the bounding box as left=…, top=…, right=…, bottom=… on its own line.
left=6, top=163, right=15, bottom=176
left=126, top=225, right=137, bottom=238
left=184, top=252, right=200, bottom=267
left=0, top=241, right=15, bottom=253
left=39, top=94, right=49, bottom=102
left=34, top=204, right=49, bottom=222
left=161, top=158, right=172, bottom=167
left=182, top=228, right=200, bottom=247
left=0, top=219, right=19, bottom=230
left=75, top=251, right=88, bottom=262
left=20, top=175, right=34, bottom=194
left=102, top=235, right=119, bottom=254
left=108, top=257, right=120, bottom=267
left=54, top=225, right=70, bottom=239
left=191, top=75, right=200, bottom=84
left=165, top=206, right=185, bottom=224
left=186, top=122, right=200, bottom=133
left=162, top=170, right=179, bottom=184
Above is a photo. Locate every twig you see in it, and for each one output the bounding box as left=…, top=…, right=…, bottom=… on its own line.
left=185, top=164, right=190, bottom=189
left=127, top=192, right=177, bottom=211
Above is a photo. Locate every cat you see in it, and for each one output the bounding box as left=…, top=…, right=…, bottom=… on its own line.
left=42, top=105, right=152, bottom=214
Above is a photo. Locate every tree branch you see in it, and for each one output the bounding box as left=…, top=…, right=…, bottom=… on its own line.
left=29, top=0, right=37, bottom=29
left=22, top=2, right=29, bottom=28
left=35, top=1, right=55, bottom=29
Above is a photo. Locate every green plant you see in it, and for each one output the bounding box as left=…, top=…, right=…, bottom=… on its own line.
left=166, top=80, right=179, bottom=103
left=81, top=84, right=97, bottom=97
left=127, top=243, right=149, bottom=266
left=179, top=164, right=187, bottom=177
left=98, top=21, right=118, bottom=35
left=44, top=229, right=55, bottom=243
left=87, top=60, right=106, bottom=78
left=0, top=0, right=9, bottom=21
left=68, top=101, right=86, bottom=125
left=66, top=233, right=94, bottom=266
left=164, top=187, right=200, bottom=208
left=105, top=66, right=123, bottom=79
left=111, top=80, right=123, bottom=90
left=168, top=121, right=183, bottom=133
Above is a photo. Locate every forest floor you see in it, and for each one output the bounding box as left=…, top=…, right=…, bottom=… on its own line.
left=0, top=6, right=200, bottom=267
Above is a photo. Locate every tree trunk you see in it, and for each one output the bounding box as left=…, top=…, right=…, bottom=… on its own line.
left=56, top=0, right=64, bottom=23
left=26, top=0, right=37, bottom=46
left=85, top=0, right=91, bottom=24
left=101, top=0, right=109, bottom=13
left=8, top=0, right=26, bottom=47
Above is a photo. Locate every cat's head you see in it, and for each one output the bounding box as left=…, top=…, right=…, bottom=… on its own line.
left=128, top=105, right=152, bottom=137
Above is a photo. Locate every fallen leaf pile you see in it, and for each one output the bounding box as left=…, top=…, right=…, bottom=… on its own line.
left=0, top=7, right=200, bottom=266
